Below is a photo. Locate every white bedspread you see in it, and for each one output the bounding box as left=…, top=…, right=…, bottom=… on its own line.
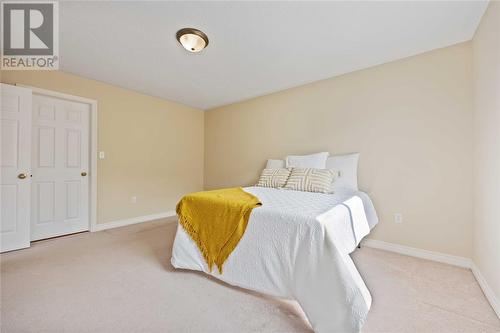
left=171, top=187, right=378, bottom=333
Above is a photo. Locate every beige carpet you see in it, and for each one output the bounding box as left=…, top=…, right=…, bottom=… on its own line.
left=1, top=218, right=499, bottom=333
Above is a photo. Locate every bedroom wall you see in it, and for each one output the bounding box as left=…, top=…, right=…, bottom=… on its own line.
left=0, top=70, right=204, bottom=224
left=472, top=1, right=500, bottom=307
left=204, top=42, right=473, bottom=258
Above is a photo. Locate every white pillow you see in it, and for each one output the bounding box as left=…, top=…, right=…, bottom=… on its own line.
left=326, top=153, right=359, bottom=191
left=266, top=159, right=285, bottom=169
left=285, top=152, right=329, bottom=169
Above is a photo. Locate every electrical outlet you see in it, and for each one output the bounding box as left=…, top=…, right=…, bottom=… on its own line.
left=394, top=213, right=403, bottom=224
left=131, top=196, right=137, bottom=204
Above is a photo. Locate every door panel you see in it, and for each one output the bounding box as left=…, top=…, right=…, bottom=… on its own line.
left=65, top=181, right=80, bottom=220
left=38, top=127, right=56, bottom=167
left=36, top=181, right=56, bottom=224
left=1, top=185, right=18, bottom=232
left=31, top=95, right=90, bottom=240
left=0, top=84, right=32, bottom=252
left=1, top=120, right=19, bottom=166
left=66, top=129, right=81, bottom=168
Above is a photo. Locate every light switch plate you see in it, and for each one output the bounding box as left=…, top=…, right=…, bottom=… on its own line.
left=99, top=151, right=105, bottom=159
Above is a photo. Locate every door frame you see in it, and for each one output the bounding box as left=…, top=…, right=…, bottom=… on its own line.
left=18, top=85, right=98, bottom=233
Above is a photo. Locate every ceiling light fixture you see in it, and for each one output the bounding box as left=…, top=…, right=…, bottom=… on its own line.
left=176, top=28, right=209, bottom=53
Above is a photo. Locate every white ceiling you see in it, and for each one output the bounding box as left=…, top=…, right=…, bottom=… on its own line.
left=60, top=1, right=488, bottom=109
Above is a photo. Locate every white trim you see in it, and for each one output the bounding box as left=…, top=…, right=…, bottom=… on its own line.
left=18, top=84, right=99, bottom=235
left=362, top=239, right=472, bottom=268
left=17, top=85, right=97, bottom=105
left=92, top=211, right=176, bottom=232
left=471, top=263, right=500, bottom=318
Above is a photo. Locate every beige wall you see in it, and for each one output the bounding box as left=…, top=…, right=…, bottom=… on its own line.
left=205, top=42, right=473, bottom=258
left=472, top=2, right=500, bottom=304
left=1, top=71, right=204, bottom=224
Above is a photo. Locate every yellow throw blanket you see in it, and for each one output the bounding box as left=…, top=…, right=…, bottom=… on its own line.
left=176, top=187, right=262, bottom=274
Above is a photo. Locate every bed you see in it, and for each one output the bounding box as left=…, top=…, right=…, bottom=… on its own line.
left=171, top=186, right=378, bottom=333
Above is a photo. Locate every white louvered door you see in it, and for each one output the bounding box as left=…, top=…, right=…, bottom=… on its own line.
left=31, top=94, right=90, bottom=240
left=0, top=84, right=32, bottom=252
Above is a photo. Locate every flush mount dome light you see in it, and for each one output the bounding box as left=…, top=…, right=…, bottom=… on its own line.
left=176, top=28, right=209, bottom=53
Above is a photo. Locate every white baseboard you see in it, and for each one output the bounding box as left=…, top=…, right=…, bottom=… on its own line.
left=362, top=239, right=472, bottom=268
left=362, top=238, right=499, bottom=319
left=92, top=211, right=176, bottom=232
left=471, top=262, right=500, bottom=318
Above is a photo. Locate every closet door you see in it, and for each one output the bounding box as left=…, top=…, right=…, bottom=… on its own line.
left=31, top=94, right=90, bottom=240
left=1, top=84, right=32, bottom=252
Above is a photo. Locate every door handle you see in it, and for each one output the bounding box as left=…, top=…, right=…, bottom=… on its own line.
left=81, top=172, right=87, bottom=177
left=18, top=173, right=28, bottom=179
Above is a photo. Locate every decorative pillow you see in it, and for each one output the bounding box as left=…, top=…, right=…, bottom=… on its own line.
left=266, top=159, right=285, bottom=169
left=283, top=168, right=337, bottom=194
left=256, top=168, right=291, bottom=188
left=285, top=152, right=329, bottom=169
left=326, top=153, right=359, bottom=191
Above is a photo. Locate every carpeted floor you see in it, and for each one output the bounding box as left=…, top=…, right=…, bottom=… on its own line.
left=1, top=218, right=499, bottom=333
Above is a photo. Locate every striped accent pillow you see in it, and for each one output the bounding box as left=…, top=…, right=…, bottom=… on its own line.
left=283, top=168, right=337, bottom=193
left=256, top=168, right=291, bottom=188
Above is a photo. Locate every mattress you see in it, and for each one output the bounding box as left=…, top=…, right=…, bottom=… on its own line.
left=171, top=186, right=379, bottom=333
